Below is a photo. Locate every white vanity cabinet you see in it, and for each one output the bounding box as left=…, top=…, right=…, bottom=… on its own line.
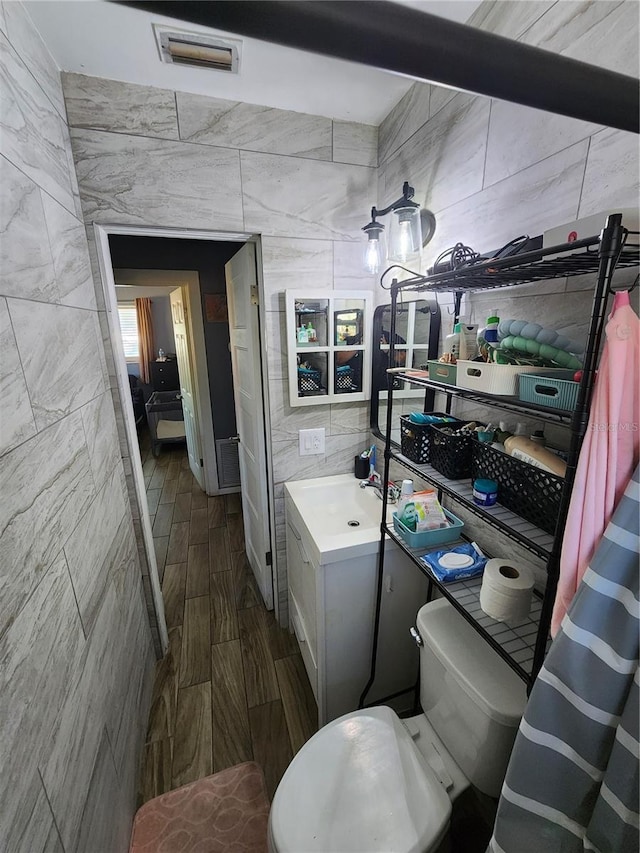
left=285, top=481, right=430, bottom=726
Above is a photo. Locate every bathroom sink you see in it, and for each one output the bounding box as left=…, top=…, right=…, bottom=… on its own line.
left=285, top=473, right=393, bottom=564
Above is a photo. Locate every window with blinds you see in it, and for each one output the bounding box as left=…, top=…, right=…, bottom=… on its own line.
left=117, top=304, right=140, bottom=360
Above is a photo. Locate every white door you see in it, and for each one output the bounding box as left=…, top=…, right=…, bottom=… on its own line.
left=225, top=243, right=273, bottom=609
left=170, top=287, right=205, bottom=490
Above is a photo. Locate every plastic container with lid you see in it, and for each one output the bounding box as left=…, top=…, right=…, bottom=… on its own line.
left=472, top=478, right=498, bottom=506
left=416, top=599, right=527, bottom=797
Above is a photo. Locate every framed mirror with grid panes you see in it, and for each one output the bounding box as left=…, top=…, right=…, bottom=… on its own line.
left=285, top=290, right=372, bottom=406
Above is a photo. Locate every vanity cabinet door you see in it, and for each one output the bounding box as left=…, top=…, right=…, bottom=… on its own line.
left=285, top=508, right=319, bottom=702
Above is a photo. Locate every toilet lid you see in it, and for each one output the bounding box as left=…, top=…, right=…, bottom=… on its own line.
left=269, top=706, right=451, bottom=853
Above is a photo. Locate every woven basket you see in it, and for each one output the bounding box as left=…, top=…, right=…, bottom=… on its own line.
left=430, top=423, right=477, bottom=480
left=471, top=437, right=563, bottom=535
left=399, top=413, right=464, bottom=465
left=298, top=368, right=321, bottom=392
left=335, top=365, right=355, bottom=392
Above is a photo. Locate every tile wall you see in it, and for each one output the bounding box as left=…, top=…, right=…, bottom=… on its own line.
left=0, top=4, right=155, bottom=850
left=61, top=71, right=380, bottom=620
left=61, top=1, right=639, bottom=623
left=378, top=0, right=639, bottom=579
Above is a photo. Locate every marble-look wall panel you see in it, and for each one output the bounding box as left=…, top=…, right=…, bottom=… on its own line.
left=467, top=0, right=553, bottom=40
left=75, top=729, right=129, bottom=853
left=0, top=552, right=84, bottom=850
left=41, top=192, right=96, bottom=309
left=578, top=128, right=640, bottom=217
left=521, top=0, right=637, bottom=76
left=484, top=100, right=600, bottom=188
left=378, top=82, right=431, bottom=165
left=41, top=584, right=123, bottom=851
left=3, top=10, right=158, bottom=851
left=63, top=72, right=179, bottom=139
left=3, top=1, right=64, bottom=117
left=80, top=389, right=122, bottom=490
left=3, top=772, right=64, bottom=853
left=0, top=410, right=95, bottom=638
left=271, top=438, right=333, bottom=485
left=424, top=141, right=588, bottom=264
left=108, top=516, right=142, bottom=629
left=264, top=310, right=287, bottom=382
left=332, top=120, right=378, bottom=167
left=427, top=84, right=460, bottom=123
left=0, top=155, right=56, bottom=302
left=333, top=240, right=378, bottom=293
left=70, top=128, right=244, bottom=229
left=0, top=296, right=36, bottom=456
left=261, top=236, right=333, bottom=311
left=468, top=288, right=593, bottom=354
left=84, top=224, right=106, bottom=311
left=8, top=298, right=106, bottom=430
left=104, top=577, right=148, bottom=744
left=63, top=465, right=129, bottom=635
left=60, top=118, right=84, bottom=220
left=109, top=598, right=155, bottom=779
left=330, top=400, right=370, bottom=435
left=177, top=91, right=332, bottom=160
left=0, top=3, right=6, bottom=35
left=271, top=429, right=369, bottom=488
left=0, top=32, right=74, bottom=213
left=379, top=93, right=490, bottom=215
left=324, top=432, right=371, bottom=474
left=269, top=379, right=331, bottom=441
left=241, top=150, right=375, bottom=240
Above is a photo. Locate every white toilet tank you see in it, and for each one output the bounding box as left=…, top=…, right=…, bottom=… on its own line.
left=417, top=599, right=527, bottom=798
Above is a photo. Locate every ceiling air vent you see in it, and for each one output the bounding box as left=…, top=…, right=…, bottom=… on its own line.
left=153, top=25, right=241, bottom=73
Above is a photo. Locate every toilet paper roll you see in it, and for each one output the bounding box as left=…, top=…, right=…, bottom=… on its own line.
left=480, top=558, right=534, bottom=623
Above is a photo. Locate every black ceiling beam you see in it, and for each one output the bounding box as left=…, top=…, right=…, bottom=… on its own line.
left=116, top=0, right=639, bottom=133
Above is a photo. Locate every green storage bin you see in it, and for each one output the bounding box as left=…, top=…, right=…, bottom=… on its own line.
left=427, top=360, right=458, bottom=386
left=519, top=370, right=579, bottom=411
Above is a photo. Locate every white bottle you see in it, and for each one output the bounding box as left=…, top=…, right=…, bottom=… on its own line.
left=397, top=480, right=415, bottom=524
left=400, top=479, right=414, bottom=497
left=458, top=323, right=478, bottom=361
left=444, top=323, right=461, bottom=359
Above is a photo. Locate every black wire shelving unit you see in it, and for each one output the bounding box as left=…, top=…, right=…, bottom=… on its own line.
left=360, top=213, right=639, bottom=702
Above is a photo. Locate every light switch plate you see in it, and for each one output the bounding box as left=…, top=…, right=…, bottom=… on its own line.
left=299, top=428, right=325, bottom=456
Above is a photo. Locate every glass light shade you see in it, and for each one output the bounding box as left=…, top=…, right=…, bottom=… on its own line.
left=388, top=204, right=422, bottom=261
left=363, top=228, right=386, bottom=275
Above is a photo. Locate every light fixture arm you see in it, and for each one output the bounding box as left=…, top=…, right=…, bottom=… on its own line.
left=370, top=181, right=418, bottom=220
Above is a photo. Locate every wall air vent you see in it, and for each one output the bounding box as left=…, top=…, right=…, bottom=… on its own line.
left=153, top=25, right=241, bottom=73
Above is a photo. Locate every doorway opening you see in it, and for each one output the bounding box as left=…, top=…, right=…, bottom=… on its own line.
left=94, top=225, right=277, bottom=654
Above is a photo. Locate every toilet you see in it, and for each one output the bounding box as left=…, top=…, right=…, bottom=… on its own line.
left=268, top=598, right=527, bottom=852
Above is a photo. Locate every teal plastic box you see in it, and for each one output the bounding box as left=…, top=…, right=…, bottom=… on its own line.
left=518, top=370, right=579, bottom=411
left=393, top=508, right=464, bottom=549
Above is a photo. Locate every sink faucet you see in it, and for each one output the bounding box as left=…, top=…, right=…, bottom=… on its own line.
left=360, top=480, right=401, bottom=503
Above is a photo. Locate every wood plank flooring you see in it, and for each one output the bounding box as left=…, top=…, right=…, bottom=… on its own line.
left=138, top=431, right=318, bottom=805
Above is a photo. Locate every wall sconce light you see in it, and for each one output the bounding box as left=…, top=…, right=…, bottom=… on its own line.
left=362, top=181, right=436, bottom=274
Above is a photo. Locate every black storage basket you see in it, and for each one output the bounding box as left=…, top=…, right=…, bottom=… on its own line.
left=335, top=365, right=354, bottom=392
left=430, top=423, right=477, bottom=480
left=471, top=437, right=564, bottom=535
left=399, top=413, right=463, bottom=465
left=298, top=367, right=322, bottom=393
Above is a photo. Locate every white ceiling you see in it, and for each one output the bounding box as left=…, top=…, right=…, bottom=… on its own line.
left=25, top=0, right=481, bottom=124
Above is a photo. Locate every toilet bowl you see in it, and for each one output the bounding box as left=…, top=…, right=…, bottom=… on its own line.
left=268, top=598, right=527, bottom=853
